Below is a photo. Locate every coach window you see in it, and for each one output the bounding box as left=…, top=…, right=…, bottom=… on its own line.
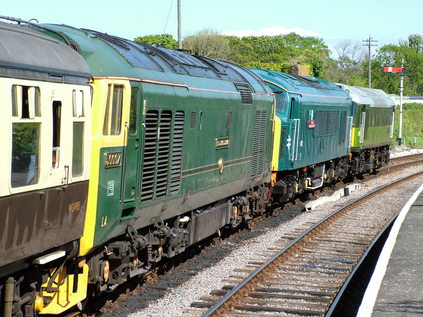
left=52, top=101, right=62, bottom=168
left=72, top=89, right=85, bottom=177
left=72, top=89, right=84, bottom=117
left=103, top=84, right=124, bottom=135
left=11, top=85, right=41, bottom=187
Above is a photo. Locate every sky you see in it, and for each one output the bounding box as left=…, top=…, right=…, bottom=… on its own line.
left=2, top=0, right=422, bottom=56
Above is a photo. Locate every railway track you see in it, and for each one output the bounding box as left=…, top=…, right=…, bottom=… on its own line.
left=68, top=153, right=423, bottom=317
left=380, top=153, right=423, bottom=174
left=390, top=152, right=423, bottom=163
left=191, top=170, right=423, bottom=317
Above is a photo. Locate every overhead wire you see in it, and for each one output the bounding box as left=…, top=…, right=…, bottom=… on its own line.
left=163, top=0, right=175, bottom=34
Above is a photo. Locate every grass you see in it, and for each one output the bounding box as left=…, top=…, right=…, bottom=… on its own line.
left=392, top=103, right=423, bottom=148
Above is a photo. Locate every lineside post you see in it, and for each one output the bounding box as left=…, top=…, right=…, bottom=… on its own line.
left=398, top=60, right=404, bottom=145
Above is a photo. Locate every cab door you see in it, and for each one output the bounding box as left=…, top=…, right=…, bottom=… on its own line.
left=121, top=82, right=142, bottom=204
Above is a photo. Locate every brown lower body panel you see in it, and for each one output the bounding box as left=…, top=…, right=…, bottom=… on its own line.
left=0, top=181, right=88, bottom=268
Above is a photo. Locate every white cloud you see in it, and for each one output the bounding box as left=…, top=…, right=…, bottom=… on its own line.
left=222, top=26, right=320, bottom=37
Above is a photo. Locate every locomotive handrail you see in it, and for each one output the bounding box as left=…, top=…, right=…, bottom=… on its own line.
left=0, top=15, right=72, bottom=47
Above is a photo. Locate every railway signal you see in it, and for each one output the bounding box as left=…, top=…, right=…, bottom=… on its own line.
left=383, top=67, right=403, bottom=73
left=383, top=61, right=405, bottom=145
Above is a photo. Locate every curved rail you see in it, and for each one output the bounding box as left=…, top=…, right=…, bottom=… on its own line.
left=203, top=170, right=423, bottom=316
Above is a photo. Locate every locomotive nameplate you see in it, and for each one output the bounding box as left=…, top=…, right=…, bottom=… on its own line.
left=215, top=137, right=230, bottom=149
left=104, top=152, right=122, bottom=168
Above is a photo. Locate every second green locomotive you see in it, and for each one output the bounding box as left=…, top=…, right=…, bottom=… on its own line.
left=251, top=69, right=353, bottom=203
left=339, top=84, right=395, bottom=174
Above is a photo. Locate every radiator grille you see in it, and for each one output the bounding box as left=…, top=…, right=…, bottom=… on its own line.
left=155, top=110, right=171, bottom=198
left=170, top=111, right=184, bottom=193
left=140, top=110, right=184, bottom=202
left=140, top=110, right=159, bottom=202
left=251, top=110, right=267, bottom=176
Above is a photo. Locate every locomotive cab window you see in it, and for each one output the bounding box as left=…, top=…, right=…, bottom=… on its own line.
left=267, top=83, right=287, bottom=114
left=103, top=84, right=124, bottom=135
left=11, top=85, right=42, bottom=188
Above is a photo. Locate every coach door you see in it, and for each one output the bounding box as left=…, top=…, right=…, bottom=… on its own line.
left=121, top=82, right=142, bottom=204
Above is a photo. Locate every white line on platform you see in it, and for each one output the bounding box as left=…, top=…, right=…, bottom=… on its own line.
left=356, top=182, right=423, bottom=317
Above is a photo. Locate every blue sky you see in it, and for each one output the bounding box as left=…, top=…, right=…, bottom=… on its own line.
left=2, top=0, right=422, bottom=55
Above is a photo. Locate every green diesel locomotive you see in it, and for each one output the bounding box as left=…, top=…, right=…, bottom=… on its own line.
left=339, top=85, right=395, bottom=174
left=35, top=24, right=274, bottom=308
left=251, top=69, right=353, bottom=203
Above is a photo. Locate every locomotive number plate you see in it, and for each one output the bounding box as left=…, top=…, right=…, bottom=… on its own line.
left=105, top=152, right=122, bottom=168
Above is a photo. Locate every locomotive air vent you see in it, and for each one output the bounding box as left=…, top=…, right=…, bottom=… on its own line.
left=170, top=111, right=184, bottom=194
left=140, top=111, right=159, bottom=202
left=234, top=83, right=253, bottom=104
left=155, top=110, right=172, bottom=198
left=140, top=110, right=184, bottom=202
left=250, top=110, right=267, bottom=177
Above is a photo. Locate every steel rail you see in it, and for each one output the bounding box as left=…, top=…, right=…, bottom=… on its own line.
left=203, top=169, right=423, bottom=317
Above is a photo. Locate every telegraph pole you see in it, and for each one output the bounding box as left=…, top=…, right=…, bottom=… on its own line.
left=177, top=0, right=182, bottom=49
left=362, top=36, right=378, bottom=88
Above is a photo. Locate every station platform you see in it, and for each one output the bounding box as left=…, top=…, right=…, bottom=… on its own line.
left=357, top=183, right=423, bottom=316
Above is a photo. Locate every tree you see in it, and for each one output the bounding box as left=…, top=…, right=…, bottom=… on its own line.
left=134, top=34, right=178, bottom=49
left=224, top=33, right=330, bottom=77
left=182, top=29, right=231, bottom=60
left=324, top=40, right=367, bottom=86
left=372, top=34, right=423, bottom=95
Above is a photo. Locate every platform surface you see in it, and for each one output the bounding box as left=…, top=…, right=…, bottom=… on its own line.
left=357, top=184, right=423, bottom=316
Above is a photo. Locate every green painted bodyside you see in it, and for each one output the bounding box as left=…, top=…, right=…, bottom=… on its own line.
left=350, top=104, right=394, bottom=151
left=95, top=83, right=273, bottom=246
left=42, top=25, right=274, bottom=247
left=251, top=69, right=352, bottom=172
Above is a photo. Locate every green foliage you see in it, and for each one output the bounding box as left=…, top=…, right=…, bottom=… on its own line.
left=224, top=33, right=330, bottom=77
left=324, top=40, right=367, bottom=86
left=371, top=34, right=423, bottom=95
left=182, top=29, right=231, bottom=60
left=132, top=31, right=423, bottom=97
left=392, top=103, right=423, bottom=148
left=134, top=34, right=178, bottom=49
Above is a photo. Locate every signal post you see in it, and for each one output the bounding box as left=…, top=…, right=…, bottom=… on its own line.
left=383, top=62, right=405, bottom=145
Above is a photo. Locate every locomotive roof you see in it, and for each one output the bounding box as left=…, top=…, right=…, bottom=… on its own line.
left=39, top=24, right=268, bottom=93
left=0, top=21, right=90, bottom=83
left=338, top=84, right=395, bottom=108
left=251, top=69, right=350, bottom=99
